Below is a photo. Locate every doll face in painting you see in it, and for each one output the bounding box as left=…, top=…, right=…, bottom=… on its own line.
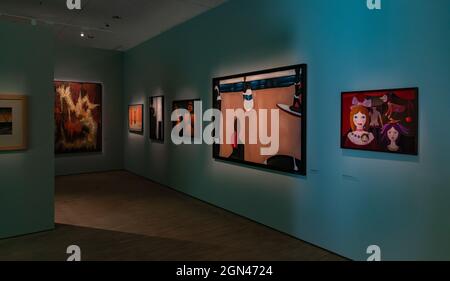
left=353, top=112, right=367, bottom=130
left=361, top=134, right=369, bottom=143
left=387, top=127, right=399, bottom=143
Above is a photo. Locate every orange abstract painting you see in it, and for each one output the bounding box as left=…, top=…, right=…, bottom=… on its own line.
left=129, top=104, right=143, bottom=134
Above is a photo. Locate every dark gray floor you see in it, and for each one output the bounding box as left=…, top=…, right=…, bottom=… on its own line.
left=0, top=171, right=346, bottom=261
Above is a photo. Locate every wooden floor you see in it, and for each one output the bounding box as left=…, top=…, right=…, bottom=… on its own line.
left=0, top=171, right=346, bottom=261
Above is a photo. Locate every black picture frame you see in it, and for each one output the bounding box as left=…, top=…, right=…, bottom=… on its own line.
left=149, top=96, right=164, bottom=142
left=128, top=104, right=144, bottom=134
left=340, top=87, right=419, bottom=155
left=212, top=64, right=307, bottom=176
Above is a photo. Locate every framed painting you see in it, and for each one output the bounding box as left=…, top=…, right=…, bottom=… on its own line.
left=212, top=64, right=307, bottom=175
left=129, top=104, right=144, bottom=134
left=54, top=81, right=102, bottom=154
left=341, top=88, right=419, bottom=155
left=172, top=99, right=200, bottom=140
left=0, top=95, right=27, bottom=151
left=149, top=96, right=164, bottom=142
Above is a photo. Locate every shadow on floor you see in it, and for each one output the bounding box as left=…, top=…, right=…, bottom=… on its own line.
left=0, top=224, right=225, bottom=261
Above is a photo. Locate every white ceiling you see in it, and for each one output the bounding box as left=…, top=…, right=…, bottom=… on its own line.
left=0, top=0, right=226, bottom=51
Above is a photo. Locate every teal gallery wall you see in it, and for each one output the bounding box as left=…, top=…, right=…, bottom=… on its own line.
left=54, top=43, right=124, bottom=176
left=0, top=23, right=55, bottom=238
left=123, top=0, right=450, bottom=260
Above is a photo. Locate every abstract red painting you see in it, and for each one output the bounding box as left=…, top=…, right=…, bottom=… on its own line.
left=54, top=81, right=102, bottom=154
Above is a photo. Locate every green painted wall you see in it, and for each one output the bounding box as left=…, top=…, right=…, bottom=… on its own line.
left=54, top=43, right=124, bottom=176
left=123, top=0, right=450, bottom=260
left=0, top=22, right=55, bottom=238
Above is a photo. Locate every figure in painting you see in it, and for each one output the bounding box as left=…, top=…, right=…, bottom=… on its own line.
left=228, top=118, right=245, bottom=160
left=242, top=82, right=254, bottom=112
left=344, top=105, right=377, bottom=149
left=369, top=106, right=383, bottom=139
left=381, top=93, right=406, bottom=122
left=380, top=122, right=409, bottom=152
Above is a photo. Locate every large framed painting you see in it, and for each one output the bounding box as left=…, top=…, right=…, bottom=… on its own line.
left=0, top=95, right=27, bottom=151
left=149, top=96, right=164, bottom=142
left=129, top=104, right=144, bottom=134
left=341, top=88, right=418, bottom=155
left=54, top=81, right=102, bottom=154
left=172, top=99, right=200, bottom=139
left=212, top=64, right=307, bottom=175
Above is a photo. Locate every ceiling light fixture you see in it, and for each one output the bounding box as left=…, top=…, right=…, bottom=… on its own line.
left=80, top=31, right=85, bottom=37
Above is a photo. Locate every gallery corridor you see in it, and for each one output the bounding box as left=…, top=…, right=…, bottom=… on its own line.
left=0, top=171, right=344, bottom=261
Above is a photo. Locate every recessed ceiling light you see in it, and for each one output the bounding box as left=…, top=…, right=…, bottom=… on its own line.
left=80, top=31, right=85, bottom=37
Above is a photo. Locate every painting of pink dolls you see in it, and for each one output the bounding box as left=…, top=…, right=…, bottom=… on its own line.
left=343, top=104, right=378, bottom=150
left=341, top=88, right=418, bottom=155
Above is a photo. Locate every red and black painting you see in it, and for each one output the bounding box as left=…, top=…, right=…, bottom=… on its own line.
left=54, top=81, right=102, bottom=154
left=341, top=88, right=418, bottom=155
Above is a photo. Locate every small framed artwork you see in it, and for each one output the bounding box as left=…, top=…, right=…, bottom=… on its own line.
left=129, top=104, right=144, bottom=134
left=172, top=99, right=200, bottom=139
left=0, top=95, right=27, bottom=151
left=341, top=87, right=418, bottom=155
left=54, top=81, right=102, bottom=154
left=149, top=96, right=164, bottom=142
left=213, top=64, right=307, bottom=175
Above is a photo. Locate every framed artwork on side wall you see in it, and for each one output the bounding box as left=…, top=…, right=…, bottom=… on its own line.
left=54, top=81, right=102, bottom=154
left=212, top=64, right=307, bottom=175
left=0, top=95, right=27, bottom=151
left=129, top=104, right=144, bottom=134
left=341, top=87, right=419, bottom=155
left=149, top=96, right=164, bottom=142
left=172, top=99, right=200, bottom=140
